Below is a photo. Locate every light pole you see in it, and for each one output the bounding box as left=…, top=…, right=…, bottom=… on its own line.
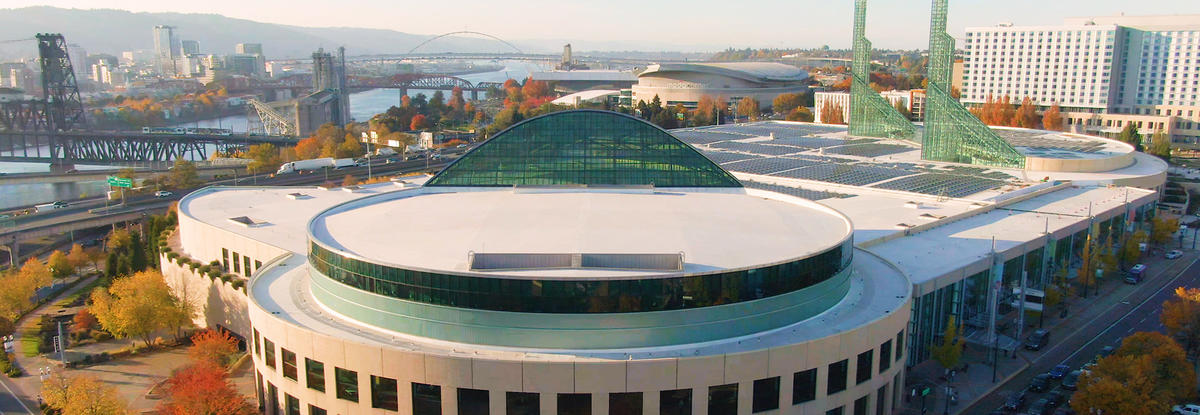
left=361, top=131, right=375, bottom=181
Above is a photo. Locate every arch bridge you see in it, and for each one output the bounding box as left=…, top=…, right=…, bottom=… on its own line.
left=406, top=31, right=524, bottom=55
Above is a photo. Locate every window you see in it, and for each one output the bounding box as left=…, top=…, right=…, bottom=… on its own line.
left=244, top=255, right=253, bottom=276
left=792, top=369, right=817, bottom=404
left=558, top=393, right=590, bottom=415
left=708, top=384, right=737, bottom=414
left=827, top=407, right=844, bottom=415
left=876, top=385, right=888, bottom=415
left=856, top=350, right=873, bottom=384
left=458, top=388, right=489, bottom=415
left=305, top=358, right=325, bottom=392
left=255, top=371, right=264, bottom=410
left=267, top=382, right=279, bottom=414
left=660, top=389, right=692, bottom=415
left=252, top=328, right=260, bottom=358
left=369, top=376, right=398, bottom=411
left=308, top=405, right=326, bottom=415
left=411, top=382, right=440, bottom=415
left=609, top=392, right=642, bottom=415
left=334, top=367, right=358, bottom=402
left=880, top=340, right=892, bottom=373
left=256, top=260, right=263, bottom=271
left=752, top=377, right=779, bottom=413
left=854, top=395, right=869, bottom=415
left=263, top=338, right=275, bottom=369
left=828, top=360, right=849, bottom=395
left=233, top=252, right=241, bottom=273
left=285, top=394, right=300, bottom=415
left=222, top=248, right=230, bottom=271
left=507, top=392, right=539, bottom=415
left=281, top=349, right=297, bottom=381
left=896, top=330, right=905, bottom=362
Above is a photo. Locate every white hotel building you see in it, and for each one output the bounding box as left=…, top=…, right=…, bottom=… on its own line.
left=962, top=15, right=1200, bottom=145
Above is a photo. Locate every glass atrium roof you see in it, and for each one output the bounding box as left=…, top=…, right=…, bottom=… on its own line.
left=425, top=110, right=743, bottom=187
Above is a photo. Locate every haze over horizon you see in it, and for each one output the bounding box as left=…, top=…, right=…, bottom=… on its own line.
left=7, top=0, right=1200, bottom=51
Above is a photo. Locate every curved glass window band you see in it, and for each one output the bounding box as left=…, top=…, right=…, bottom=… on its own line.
left=308, top=240, right=851, bottom=314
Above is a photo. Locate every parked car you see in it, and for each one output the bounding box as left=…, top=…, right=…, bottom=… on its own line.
left=1062, top=370, right=1083, bottom=390
left=1048, top=364, right=1070, bottom=379
left=1174, top=404, right=1200, bottom=415
left=1098, top=345, right=1115, bottom=359
left=1030, top=373, right=1053, bottom=392
left=1167, top=250, right=1184, bottom=259
left=1027, top=398, right=1053, bottom=415
left=1046, top=391, right=1065, bottom=407
left=154, top=190, right=173, bottom=198
left=1025, top=329, right=1050, bottom=351
left=1125, top=264, right=1147, bottom=284
left=1003, top=389, right=1028, bottom=411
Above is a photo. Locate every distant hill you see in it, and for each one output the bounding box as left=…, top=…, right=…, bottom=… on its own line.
left=0, top=6, right=537, bottom=60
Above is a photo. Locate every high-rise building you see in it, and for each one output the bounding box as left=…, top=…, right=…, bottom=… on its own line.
left=963, top=15, right=1200, bottom=144
left=153, top=25, right=180, bottom=77
left=181, top=40, right=200, bottom=56
left=235, top=43, right=263, bottom=55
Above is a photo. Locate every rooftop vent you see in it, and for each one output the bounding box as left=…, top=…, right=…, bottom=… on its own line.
left=286, top=192, right=310, bottom=200
left=919, top=213, right=947, bottom=220
left=341, top=185, right=362, bottom=193
left=227, top=216, right=266, bottom=227
left=469, top=252, right=683, bottom=272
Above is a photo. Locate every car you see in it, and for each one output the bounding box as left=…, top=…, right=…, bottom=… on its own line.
left=1048, top=364, right=1070, bottom=379
left=1098, top=345, right=1115, bottom=359
left=1045, top=391, right=1065, bottom=407
left=1030, top=373, right=1053, bottom=392
left=1174, top=404, right=1200, bottom=415
left=1003, top=389, right=1028, bottom=411
left=1025, top=329, right=1050, bottom=351
left=154, top=191, right=173, bottom=198
left=1125, top=264, right=1147, bottom=284
left=1062, top=370, right=1083, bottom=390
left=1027, top=398, right=1052, bottom=415
left=64, top=169, right=78, bottom=174
left=1167, top=250, right=1184, bottom=259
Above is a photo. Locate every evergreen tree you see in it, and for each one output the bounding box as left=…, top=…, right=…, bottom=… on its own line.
left=130, top=230, right=147, bottom=272
left=105, top=252, right=119, bottom=279
left=1118, top=123, right=1143, bottom=151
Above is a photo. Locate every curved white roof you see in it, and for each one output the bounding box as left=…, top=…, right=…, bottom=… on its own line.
left=639, top=62, right=809, bottom=83
left=309, top=187, right=852, bottom=278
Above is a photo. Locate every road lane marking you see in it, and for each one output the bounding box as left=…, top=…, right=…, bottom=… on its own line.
left=0, top=376, right=34, bottom=415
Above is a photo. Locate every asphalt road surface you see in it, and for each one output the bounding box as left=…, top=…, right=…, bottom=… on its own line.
left=964, top=255, right=1200, bottom=414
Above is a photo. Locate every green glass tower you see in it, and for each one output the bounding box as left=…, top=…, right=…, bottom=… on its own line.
left=848, top=0, right=917, bottom=141
left=923, top=0, right=1025, bottom=168
left=426, top=110, right=743, bottom=187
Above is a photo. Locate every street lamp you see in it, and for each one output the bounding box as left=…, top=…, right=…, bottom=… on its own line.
left=361, top=131, right=376, bottom=181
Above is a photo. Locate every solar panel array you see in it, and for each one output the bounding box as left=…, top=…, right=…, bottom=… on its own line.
left=762, top=137, right=853, bottom=149
left=673, top=130, right=751, bottom=145
left=824, top=143, right=915, bottom=158
left=775, top=164, right=914, bottom=186
left=994, top=130, right=1107, bottom=153
left=743, top=180, right=854, bottom=201
left=699, top=151, right=762, bottom=165
left=708, top=141, right=806, bottom=156
left=872, top=173, right=1006, bottom=198
left=721, top=157, right=824, bottom=175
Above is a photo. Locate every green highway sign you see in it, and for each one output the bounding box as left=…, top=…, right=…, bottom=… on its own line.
left=106, top=176, right=133, bottom=188
left=920, top=387, right=931, bottom=397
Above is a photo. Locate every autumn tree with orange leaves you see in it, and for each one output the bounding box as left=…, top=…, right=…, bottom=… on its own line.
left=1163, top=287, right=1200, bottom=360
left=1014, top=97, right=1039, bottom=129
left=188, top=329, right=241, bottom=368
left=157, top=362, right=254, bottom=415
left=1043, top=103, right=1064, bottom=131
left=1071, top=332, right=1195, bottom=415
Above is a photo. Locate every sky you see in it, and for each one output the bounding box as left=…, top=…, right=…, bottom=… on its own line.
left=8, top=0, right=1200, bottom=50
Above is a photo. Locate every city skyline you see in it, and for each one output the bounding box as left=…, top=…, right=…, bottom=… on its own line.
left=5, top=0, right=1200, bottom=51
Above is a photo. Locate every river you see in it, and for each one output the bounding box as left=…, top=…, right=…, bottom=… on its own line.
left=0, top=60, right=547, bottom=210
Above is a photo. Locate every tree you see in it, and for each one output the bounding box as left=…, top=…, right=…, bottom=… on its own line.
left=828, top=103, right=846, bottom=125
left=786, top=107, right=815, bottom=122
left=41, top=372, right=129, bottom=415
left=188, top=329, right=240, bottom=368
left=736, top=97, right=759, bottom=121
left=1163, top=287, right=1200, bottom=360
left=1118, top=123, right=1143, bottom=151
left=1148, top=129, right=1172, bottom=160
left=1015, top=97, right=1039, bottom=128
left=48, top=250, right=74, bottom=280
left=294, top=137, right=321, bottom=160
left=521, top=79, right=551, bottom=100
left=106, top=228, right=132, bottom=252
left=410, top=114, right=430, bottom=130
left=18, top=257, right=52, bottom=291
left=0, top=267, right=44, bottom=320
left=1120, top=229, right=1148, bottom=266
left=67, top=243, right=89, bottom=270
left=1151, top=216, right=1180, bottom=246
left=1042, top=103, right=1064, bottom=131
left=772, top=93, right=807, bottom=114
left=893, top=100, right=912, bottom=120
left=1072, top=332, right=1195, bottom=415
left=90, top=270, right=193, bottom=347
left=929, top=316, right=963, bottom=370
left=692, top=95, right=724, bottom=126
left=72, top=308, right=98, bottom=335
left=157, top=362, right=254, bottom=415
left=129, top=230, right=147, bottom=272
left=166, top=159, right=201, bottom=188
left=244, top=144, right=281, bottom=175
left=335, top=135, right=362, bottom=159
left=341, top=174, right=358, bottom=187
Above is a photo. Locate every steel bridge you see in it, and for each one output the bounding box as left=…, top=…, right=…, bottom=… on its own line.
left=0, top=130, right=294, bottom=164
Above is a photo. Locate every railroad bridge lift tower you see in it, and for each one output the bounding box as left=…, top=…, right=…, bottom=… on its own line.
left=36, top=33, right=86, bottom=133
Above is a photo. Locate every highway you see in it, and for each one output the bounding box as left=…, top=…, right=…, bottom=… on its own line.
left=963, top=254, right=1200, bottom=414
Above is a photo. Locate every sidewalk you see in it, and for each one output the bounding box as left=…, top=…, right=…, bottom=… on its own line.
left=5, top=273, right=97, bottom=411
left=899, top=247, right=1197, bottom=415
